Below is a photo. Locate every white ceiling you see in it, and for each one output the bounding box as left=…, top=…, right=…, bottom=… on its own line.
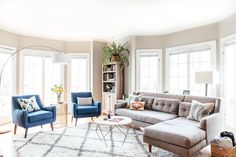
left=0, top=0, right=236, bottom=42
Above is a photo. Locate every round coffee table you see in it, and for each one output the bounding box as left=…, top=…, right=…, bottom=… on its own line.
left=94, top=116, right=132, bottom=146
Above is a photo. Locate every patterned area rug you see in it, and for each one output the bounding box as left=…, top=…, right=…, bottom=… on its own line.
left=13, top=123, right=179, bottom=157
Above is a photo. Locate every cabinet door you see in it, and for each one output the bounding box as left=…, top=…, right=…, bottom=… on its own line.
left=102, top=93, right=116, bottom=113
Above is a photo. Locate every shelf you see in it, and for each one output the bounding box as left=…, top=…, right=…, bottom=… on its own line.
left=104, top=62, right=116, bottom=65
left=103, top=81, right=116, bottom=83
left=103, top=71, right=116, bottom=73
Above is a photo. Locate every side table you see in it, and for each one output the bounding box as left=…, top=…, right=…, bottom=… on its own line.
left=52, top=102, right=68, bottom=127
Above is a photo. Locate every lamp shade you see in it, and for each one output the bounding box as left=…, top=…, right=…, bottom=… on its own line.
left=52, top=53, right=69, bottom=64
left=195, top=71, right=219, bottom=84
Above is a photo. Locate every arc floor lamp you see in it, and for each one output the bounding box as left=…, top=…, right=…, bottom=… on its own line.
left=0, top=45, right=68, bottom=134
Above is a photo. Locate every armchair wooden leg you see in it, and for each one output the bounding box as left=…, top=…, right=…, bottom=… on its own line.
left=24, top=128, right=28, bottom=138
left=50, top=123, right=54, bottom=131
left=71, top=116, right=73, bottom=122
left=14, top=125, right=17, bottom=135
left=91, top=117, right=93, bottom=121
left=148, top=144, right=152, bottom=153
left=75, top=118, right=78, bottom=126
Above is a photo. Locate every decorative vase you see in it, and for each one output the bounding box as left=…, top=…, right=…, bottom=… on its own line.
left=111, top=54, right=120, bottom=62
left=57, top=93, right=62, bottom=104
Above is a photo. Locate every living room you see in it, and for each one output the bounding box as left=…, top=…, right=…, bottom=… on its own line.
left=0, top=0, right=236, bottom=157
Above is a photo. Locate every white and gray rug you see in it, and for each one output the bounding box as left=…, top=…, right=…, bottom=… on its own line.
left=13, top=123, right=179, bottom=157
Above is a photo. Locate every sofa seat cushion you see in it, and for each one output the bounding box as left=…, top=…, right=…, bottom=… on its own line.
left=144, top=117, right=205, bottom=148
left=115, top=108, right=177, bottom=124
left=28, top=110, right=53, bottom=123
left=76, top=105, right=98, bottom=114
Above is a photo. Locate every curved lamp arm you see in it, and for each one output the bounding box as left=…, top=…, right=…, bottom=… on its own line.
left=0, top=45, right=62, bottom=86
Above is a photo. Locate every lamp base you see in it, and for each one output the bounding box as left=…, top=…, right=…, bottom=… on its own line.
left=0, top=129, right=11, bottom=134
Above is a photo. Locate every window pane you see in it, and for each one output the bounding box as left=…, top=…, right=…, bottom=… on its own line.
left=70, top=57, right=89, bottom=92
left=0, top=49, right=13, bottom=118
left=23, top=56, right=43, bottom=95
left=169, top=53, right=187, bottom=94
left=137, top=52, right=160, bottom=92
left=223, top=43, right=236, bottom=132
left=189, top=49, right=212, bottom=96
left=44, top=57, right=61, bottom=104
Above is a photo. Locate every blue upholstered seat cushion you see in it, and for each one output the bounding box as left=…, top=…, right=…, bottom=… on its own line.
left=28, top=110, right=53, bottom=123
left=76, top=105, right=98, bottom=114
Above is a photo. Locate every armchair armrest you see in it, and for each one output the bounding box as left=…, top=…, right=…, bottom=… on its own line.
left=94, top=101, right=101, bottom=115
left=200, top=113, right=224, bottom=144
left=12, top=109, right=28, bottom=128
left=42, top=106, right=56, bottom=121
left=115, top=100, right=128, bottom=109
left=71, top=102, right=78, bottom=117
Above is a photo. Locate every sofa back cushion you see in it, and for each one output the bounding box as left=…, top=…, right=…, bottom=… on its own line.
left=152, top=98, right=180, bottom=114
left=141, top=96, right=154, bottom=110
left=184, top=95, right=221, bottom=113
left=136, top=92, right=185, bottom=102
left=178, top=102, right=192, bottom=117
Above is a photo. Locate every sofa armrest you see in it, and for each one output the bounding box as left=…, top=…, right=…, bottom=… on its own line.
left=200, top=113, right=224, bottom=144
left=115, top=100, right=128, bottom=109
left=12, top=109, right=28, bottom=128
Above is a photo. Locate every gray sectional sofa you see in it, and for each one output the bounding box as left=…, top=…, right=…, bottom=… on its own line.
left=114, top=92, right=223, bottom=157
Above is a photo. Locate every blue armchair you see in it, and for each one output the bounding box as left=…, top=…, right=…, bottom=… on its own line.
left=71, top=92, right=101, bottom=126
left=12, top=95, right=56, bottom=138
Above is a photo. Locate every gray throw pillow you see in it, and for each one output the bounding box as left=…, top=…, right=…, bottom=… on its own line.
left=187, top=100, right=214, bottom=121
left=77, top=97, right=93, bottom=105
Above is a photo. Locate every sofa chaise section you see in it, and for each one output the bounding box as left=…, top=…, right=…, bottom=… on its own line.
left=144, top=117, right=206, bottom=157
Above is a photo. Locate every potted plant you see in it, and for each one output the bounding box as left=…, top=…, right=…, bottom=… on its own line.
left=102, top=42, right=129, bottom=69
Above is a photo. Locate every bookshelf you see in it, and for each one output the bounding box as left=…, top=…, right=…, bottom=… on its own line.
left=102, top=62, right=124, bottom=113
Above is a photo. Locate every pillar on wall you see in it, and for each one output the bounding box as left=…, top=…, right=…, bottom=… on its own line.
left=90, top=41, right=107, bottom=102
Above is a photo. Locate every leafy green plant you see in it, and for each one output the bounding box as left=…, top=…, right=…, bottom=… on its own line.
left=102, top=42, right=129, bottom=69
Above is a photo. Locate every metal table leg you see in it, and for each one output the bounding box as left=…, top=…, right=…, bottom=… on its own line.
left=95, top=124, right=102, bottom=141
left=122, top=128, right=130, bottom=145
left=97, top=124, right=108, bottom=146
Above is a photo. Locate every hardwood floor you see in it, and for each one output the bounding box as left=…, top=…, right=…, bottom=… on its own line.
left=0, top=116, right=211, bottom=157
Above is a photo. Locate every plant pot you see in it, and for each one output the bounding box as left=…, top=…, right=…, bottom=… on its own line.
left=111, top=54, right=120, bottom=62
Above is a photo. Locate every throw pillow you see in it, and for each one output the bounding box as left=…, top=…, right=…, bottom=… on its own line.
left=17, top=96, right=41, bottom=112
left=128, top=94, right=142, bottom=107
left=130, top=101, right=145, bottom=111
left=187, top=100, right=214, bottom=121
left=77, top=97, right=93, bottom=105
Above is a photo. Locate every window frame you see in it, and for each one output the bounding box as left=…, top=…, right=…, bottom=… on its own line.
left=0, top=44, right=16, bottom=123
left=135, top=49, right=163, bottom=92
left=20, top=49, right=64, bottom=102
left=165, top=41, right=217, bottom=96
